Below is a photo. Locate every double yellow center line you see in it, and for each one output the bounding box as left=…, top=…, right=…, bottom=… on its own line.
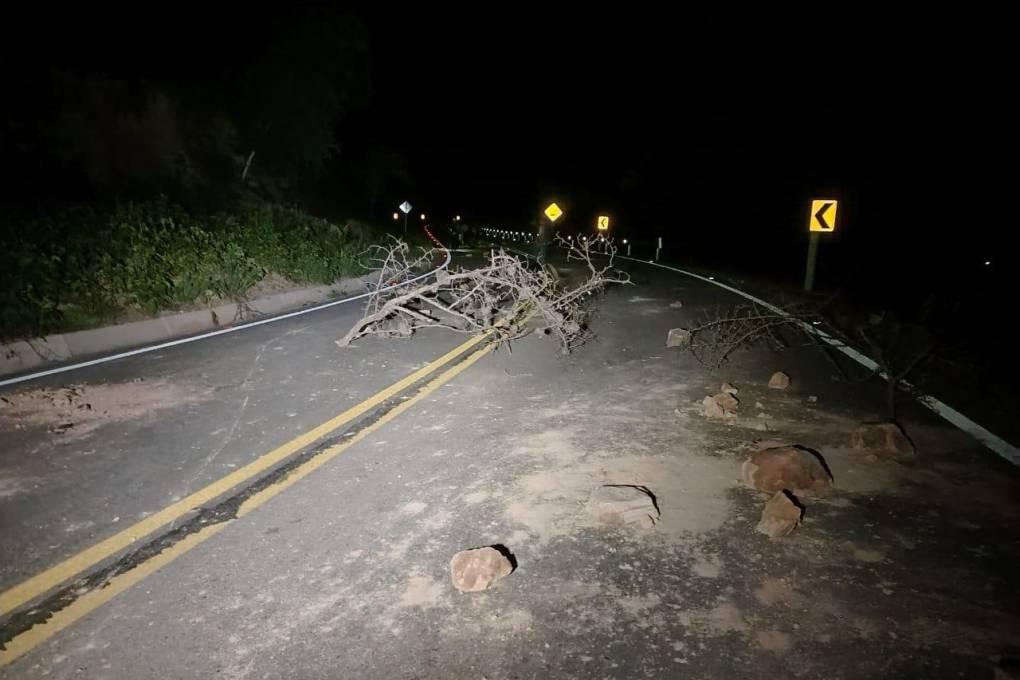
left=1, top=330, right=494, bottom=665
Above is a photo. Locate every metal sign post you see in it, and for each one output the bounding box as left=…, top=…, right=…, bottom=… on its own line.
left=804, top=199, right=837, bottom=292
left=803, top=233, right=820, bottom=291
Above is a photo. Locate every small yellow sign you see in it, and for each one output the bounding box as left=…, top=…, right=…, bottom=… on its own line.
left=544, top=202, right=563, bottom=222
left=809, top=199, right=837, bottom=232
left=597, top=215, right=609, bottom=231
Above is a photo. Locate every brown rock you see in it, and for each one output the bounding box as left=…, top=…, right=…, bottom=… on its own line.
left=666, top=328, right=692, bottom=348
left=768, top=371, right=791, bottom=390
left=590, top=485, right=659, bottom=528
left=702, top=396, right=724, bottom=418
left=702, top=392, right=739, bottom=418
left=449, top=547, right=514, bottom=593
left=742, top=446, right=832, bottom=494
left=850, top=422, right=915, bottom=459
left=756, top=490, right=804, bottom=539
left=721, top=382, right=739, bottom=396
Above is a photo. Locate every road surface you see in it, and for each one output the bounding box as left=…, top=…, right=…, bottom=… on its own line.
left=2, top=249, right=1019, bottom=678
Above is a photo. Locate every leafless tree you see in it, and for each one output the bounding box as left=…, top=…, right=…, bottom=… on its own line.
left=686, top=300, right=934, bottom=421
left=686, top=302, right=824, bottom=369
left=337, top=235, right=630, bottom=353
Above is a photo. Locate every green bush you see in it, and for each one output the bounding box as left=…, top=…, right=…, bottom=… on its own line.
left=0, top=199, right=375, bottom=340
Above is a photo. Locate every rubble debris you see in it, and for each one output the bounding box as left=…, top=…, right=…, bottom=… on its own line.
left=589, top=485, right=659, bottom=529
left=807, top=395, right=818, bottom=403
left=742, top=446, right=832, bottom=494
left=669, top=300, right=684, bottom=309
left=666, top=328, right=692, bottom=348
left=702, top=392, right=739, bottom=418
left=720, top=382, right=739, bottom=396
left=756, top=490, right=804, bottom=539
left=449, top=546, right=515, bottom=593
left=850, top=422, right=915, bottom=459
left=768, top=371, right=791, bottom=390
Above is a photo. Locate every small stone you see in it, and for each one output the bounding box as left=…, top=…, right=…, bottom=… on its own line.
left=768, top=372, right=791, bottom=390
left=742, top=446, right=832, bottom=494
left=702, top=396, right=724, bottom=418
left=807, top=395, right=818, bottom=403
left=850, top=422, right=915, bottom=459
left=756, top=490, right=804, bottom=539
left=590, top=485, right=659, bottom=528
left=702, top=392, right=739, bottom=418
left=755, top=402, right=765, bottom=409
left=449, top=547, right=514, bottom=593
left=666, top=328, right=692, bottom=348
left=669, top=300, right=684, bottom=309
left=721, top=382, right=739, bottom=396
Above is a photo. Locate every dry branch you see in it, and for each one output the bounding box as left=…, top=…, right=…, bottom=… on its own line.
left=686, top=299, right=935, bottom=420
left=337, top=235, right=630, bottom=353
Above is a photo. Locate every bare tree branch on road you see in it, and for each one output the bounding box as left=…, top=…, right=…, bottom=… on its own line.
left=337, top=235, right=630, bottom=353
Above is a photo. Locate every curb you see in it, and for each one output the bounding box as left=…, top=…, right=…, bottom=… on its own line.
left=0, top=275, right=373, bottom=379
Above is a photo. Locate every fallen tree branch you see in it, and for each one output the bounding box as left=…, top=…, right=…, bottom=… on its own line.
left=337, top=235, right=630, bottom=353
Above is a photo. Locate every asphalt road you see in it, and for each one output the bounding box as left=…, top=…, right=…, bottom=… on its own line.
left=2, top=248, right=1019, bottom=678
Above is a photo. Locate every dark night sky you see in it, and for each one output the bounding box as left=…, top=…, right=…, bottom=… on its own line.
left=1, top=7, right=1011, bottom=282
left=356, top=8, right=1010, bottom=272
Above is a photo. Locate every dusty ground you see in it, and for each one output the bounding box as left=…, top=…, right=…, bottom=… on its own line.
left=2, top=254, right=1019, bottom=678
left=0, top=380, right=212, bottom=440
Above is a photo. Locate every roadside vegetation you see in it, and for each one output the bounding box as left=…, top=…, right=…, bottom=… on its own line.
left=0, top=200, right=376, bottom=340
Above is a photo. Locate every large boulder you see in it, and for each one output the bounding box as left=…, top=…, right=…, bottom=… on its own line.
left=756, top=490, right=804, bottom=539
left=703, top=392, right=739, bottom=418
left=742, top=446, right=832, bottom=494
left=666, top=328, right=692, bottom=348
left=589, top=485, right=659, bottom=529
left=768, top=371, right=791, bottom=390
left=850, top=422, right=915, bottom=459
left=449, top=547, right=514, bottom=593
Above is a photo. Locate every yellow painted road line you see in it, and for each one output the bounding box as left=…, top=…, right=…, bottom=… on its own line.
left=1, top=338, right=496, bottom=667
left=1, top=524, right=228, bottom=667
left=0, top=332, right=488, bottom=618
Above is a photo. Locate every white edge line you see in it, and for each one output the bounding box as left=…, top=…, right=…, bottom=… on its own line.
left=620, top=255, right=1020, bottom=466
left=0, top=249, right=452, bottom=389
